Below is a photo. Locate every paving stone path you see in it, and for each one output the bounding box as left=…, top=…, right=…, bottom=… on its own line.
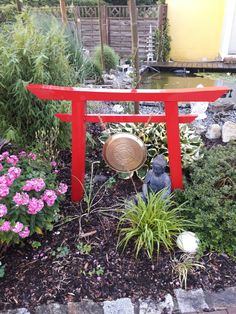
left=1, top=286, right=236, bottom=314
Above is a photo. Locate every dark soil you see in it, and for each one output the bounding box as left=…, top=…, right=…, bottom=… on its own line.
left=1, top=124, right=236, bottom=312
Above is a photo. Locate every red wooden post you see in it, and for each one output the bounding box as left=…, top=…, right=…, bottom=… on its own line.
left=71, top=100, right=86, bottom=201
left=164, top=101, right=183, bottom=189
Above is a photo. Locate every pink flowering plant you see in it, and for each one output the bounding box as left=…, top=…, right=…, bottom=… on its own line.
left=0, top=151, right=68, bottom=245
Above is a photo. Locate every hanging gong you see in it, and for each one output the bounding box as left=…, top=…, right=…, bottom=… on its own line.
left=103, top=133, right=147, bottom=172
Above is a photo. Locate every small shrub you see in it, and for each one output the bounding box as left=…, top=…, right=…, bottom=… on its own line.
left=118, top=191, right=190, bottom=259
left=175, top=144, right=236, bottom=257
left=0, top=151, right=68, bottom=245
left=0, top=14, right=75, bottom=148
left=94, top=45, right=119, bottom=72
left=99, top=123, right=203, bottom=179
left=52, top=245, right=70, bottom=258
left=83, top=59, right=103, bottom=82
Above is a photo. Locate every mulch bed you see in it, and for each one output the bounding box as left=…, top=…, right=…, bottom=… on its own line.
left=0, top=124, right=236, bottom=312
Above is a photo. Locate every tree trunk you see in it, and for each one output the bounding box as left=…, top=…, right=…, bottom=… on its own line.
left=60, top=0, right=68, bottom=25
left=98, top=0, right=105, bottom=71
left=128, top=0, right=140, bottom=114
left=16, top=0, right=22, bottom=12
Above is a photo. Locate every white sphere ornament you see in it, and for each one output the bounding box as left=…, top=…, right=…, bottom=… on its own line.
left=176, top=231, right=200, bottom=254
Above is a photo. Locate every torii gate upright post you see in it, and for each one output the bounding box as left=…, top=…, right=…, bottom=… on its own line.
left=27, top=84, right=228, bottom=202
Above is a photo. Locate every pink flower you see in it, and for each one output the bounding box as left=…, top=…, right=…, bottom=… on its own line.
left=2, top=152, right=9, bottom=158
left=54, top=170, right=59, bottom=174
left=22, top=178, right=45, bottom=192
left=22, top=180, right=34, bottom=191
left=28, top=152, right=37, bottom=160
left=13, top=192, right=29, bottom=206
left=0, top=221, right=11, bottom=232
left=0, top=163, right=3, bottom=171
left=19, top=226, right=30, bottom=238
left=18, top=151, right=27, bottom=158
left=56, top=183, right=68, bottom=195
left=0, top=184, right=9, bottom=198
left=43, top=190, right=57, bottom=207
left=6, top=155, right=19, bottom=166
left=33, top=178, right=45, bottom=192
left=0, top=155, right=4, bottom=162
left=8, top=167, right=21, bottom=180
left=12, top=222, right=24, bottom=233
left=50, top=161, right=57, bottom=167
left=27, top=198, right=44, bottom=215
left=0, top=204, right=7, bottom=217
left=0, top=176, right=7, bottom=185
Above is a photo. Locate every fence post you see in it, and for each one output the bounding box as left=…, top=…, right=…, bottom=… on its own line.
left=101, top=5, right=108, bottom=45
left=71, top=100, right=86, bottom=202
left=157, top=4, right=168, bottom=30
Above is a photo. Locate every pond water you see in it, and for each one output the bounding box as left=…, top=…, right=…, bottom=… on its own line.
left=140, top=72, right=235, bottom=102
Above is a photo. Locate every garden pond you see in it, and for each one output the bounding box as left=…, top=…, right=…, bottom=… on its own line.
left=141, top=71, right=236, bottom=102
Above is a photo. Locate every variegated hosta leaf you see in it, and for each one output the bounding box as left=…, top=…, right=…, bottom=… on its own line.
left=118, top=171, right=134, bottom=180
left=98, top=122, right=204, bottom=178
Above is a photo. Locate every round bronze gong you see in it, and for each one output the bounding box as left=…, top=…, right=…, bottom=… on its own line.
left=103, top=133, right=147, bottom=172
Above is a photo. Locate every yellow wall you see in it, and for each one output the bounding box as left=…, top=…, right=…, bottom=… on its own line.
left=166, top=0, right=226, bottom=61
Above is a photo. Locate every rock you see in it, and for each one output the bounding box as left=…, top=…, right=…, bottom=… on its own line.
left=190, top=101, right=208, bottom=120
left=222, top=121, right=236, bottom=142
left=174, top=288, right=209, bottom=313
left=208, top=102, right=234, bottom=113
left=0, top=309, right=31, bottom=314
left=68, top=301, right=104, bottom=314
left=93, top=175, right=108, bottom=184
left=139, top=294, right=174, bottom=314
left=35, top=303, right=67, bottom=314
left=112, top=104, right=124, bottom=113
left=205, top=124, right=222, bottom=139
left=0, top=138, right=9, bottom=150
left=192, top=123, right=206, bottom=135
left=205, top=287, right=236, bottom=309
left=103, top=298, right=134, bottom=314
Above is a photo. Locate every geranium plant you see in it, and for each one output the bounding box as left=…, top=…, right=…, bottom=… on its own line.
left=0, top=151, right=67, bottom=245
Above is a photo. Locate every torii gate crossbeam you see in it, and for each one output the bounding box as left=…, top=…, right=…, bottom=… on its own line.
left=27, top=84, right=228, bottom=202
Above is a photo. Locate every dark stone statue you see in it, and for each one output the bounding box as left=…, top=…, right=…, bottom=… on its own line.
left=142, top=155, right=171, bottom=201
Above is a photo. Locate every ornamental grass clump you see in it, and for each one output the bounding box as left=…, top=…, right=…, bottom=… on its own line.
left=118, top=191, right=190, bottom=259
left=94, top=44, right=119, bottom=72
left=0, top=151, right=67, bottom=245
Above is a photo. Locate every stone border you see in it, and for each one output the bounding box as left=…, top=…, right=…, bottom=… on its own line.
left=1, top=286, right=236, bottom=314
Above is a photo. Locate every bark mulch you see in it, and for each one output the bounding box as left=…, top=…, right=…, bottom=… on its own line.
left=0, top=125, right=236, bottom=312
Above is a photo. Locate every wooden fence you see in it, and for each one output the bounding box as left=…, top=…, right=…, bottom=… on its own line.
left=75, top=5, right=167, bottom=59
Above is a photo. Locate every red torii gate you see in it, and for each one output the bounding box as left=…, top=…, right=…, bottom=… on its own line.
left=27, top=84, right=228, bottom=202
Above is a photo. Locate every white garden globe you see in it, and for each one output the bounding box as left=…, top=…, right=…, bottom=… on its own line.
left=176, top=231, right=200, bottom=254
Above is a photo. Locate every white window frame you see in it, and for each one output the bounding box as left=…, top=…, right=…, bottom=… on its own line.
left=220, top=0, right=236, bottom=58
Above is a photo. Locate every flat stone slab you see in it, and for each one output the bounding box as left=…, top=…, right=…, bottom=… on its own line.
left=103, top=298, right=134, bottom=314
left=35, top=303, right=68, bottom=314
left=0, top=309, right=31, bottom=314
left=139, top=294, right=174, bottom=314
left=205, top=287, right=236, bottom=309
left=174, top=289, right=209, bottom=313
left=67, top=301, right=104, bottom=314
